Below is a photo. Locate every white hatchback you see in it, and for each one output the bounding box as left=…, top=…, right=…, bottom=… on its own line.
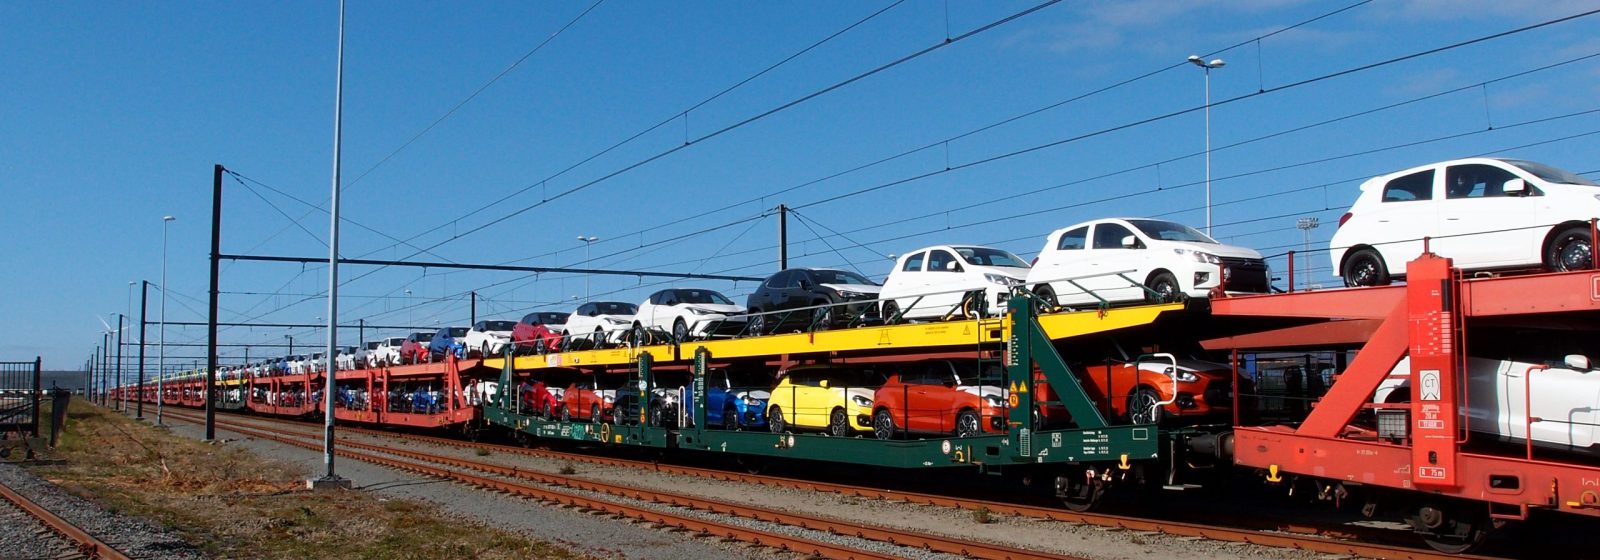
left=562, top=301, right=637, bottom=345
left=463, top=320, right=517, bottom=357
left=1027, top=218, right=1268, bottom=307
left=1330, top=157, right=1600, bottom=286
left=879, top=245, right=1030, bottom=321
left=1376, top=354, right=1598, bottom=455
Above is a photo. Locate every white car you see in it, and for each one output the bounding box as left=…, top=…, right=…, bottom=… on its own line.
left=879, top=245, right=1030, bottom=321
left=463, top=320, right=517, bottom=357
left=1027, top=218, right=1269, bottom=307
left=334, top=346, right=357, bottom=371
left=1331, top=157, right=1600, bottom=287
left=633, top=288, right=747, bottom=343
left=1376, top=354, right=1598, bottom=455
left=373, top=337, right=405, bottom=367
left=562, top=301, right=637, bottom=346
left=353, top=341, right=380, bottom=369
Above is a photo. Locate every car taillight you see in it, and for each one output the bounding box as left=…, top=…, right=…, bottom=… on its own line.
left=1338, top=212, right=1352, bottom=227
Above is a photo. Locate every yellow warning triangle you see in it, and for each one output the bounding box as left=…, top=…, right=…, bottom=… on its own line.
left=877, top=330, right=892, bottom=346
left=1017, top=382, right=1028, bottom=394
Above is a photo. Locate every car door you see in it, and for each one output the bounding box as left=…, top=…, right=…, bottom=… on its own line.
left=1084, top=222, right=1144, bottom=302
left=1042, top=226, right=1090, bottom=301
left=1434, top=162, right=1539, bottom=268
left=1369, top=168, right=1438, bottom=272
left=891, top=251, right=927, bottom=312
left=923, top=249, right=964, bottom=314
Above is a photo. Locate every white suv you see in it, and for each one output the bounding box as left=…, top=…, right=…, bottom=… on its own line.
left=1027, top=218, right=1268, bottom=307
left=563, top=301, right=638, bottom=345
left=879, top=245, right=1030, bottom=321
left=633, top=288, right=746, bottom=343
left=1331, top=157, right=1600, bottom=287
left=463, top=320, right=517, bottom=357
left=373, top=337, right=405, bottom=367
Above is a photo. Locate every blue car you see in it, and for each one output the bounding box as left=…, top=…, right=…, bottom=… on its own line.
left=428, top=326, right=470, bottom=361
left=696, top=369, right=769, bottom=430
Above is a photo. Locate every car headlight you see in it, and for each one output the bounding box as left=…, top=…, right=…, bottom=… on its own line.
left=604, top=317, right=628, bottom=325
left=1174, top=248, right=1222, bottom=264
left=686, top=307, right=713, bottom=315
left=743, top=396, right=762, bottom=406
left=851, top=395, right=873, bottom=407
left=603, top=396, right=614, bottom=403
left=984, top=395, right=1006, bottom=407
left=983, top=273, right=1019, bottom=286
left=836, top=290, right=861, bottom=298
left=1174, top=371, right=1200, bottom=383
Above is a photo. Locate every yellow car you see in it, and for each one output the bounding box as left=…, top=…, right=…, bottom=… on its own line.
left=766, top=365, right=883, bottom=436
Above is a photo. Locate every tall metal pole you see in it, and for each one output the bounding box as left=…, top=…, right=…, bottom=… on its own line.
left=778, top=204, right=788, bottom=270
left=314, top=0, right=349, bottom=489
left=125, top=281, right=134, bottom=411
left=470, top=291, right=476, bottom=324
left=137, top=280, right=148, bottom=419
left=114, top=314, right=123, bottom=412
left=101, top=333, right=108, bottom=404
left=159, top=215, right=174, bottom=426
left=205, top=164, right=223, bottom=441
left=1203, top=67, right=1212, bottom=236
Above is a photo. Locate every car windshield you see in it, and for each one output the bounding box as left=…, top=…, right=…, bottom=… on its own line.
left=674, top=289, right=733, bottom=305
left=537, top=312, right=567, bottom=324
left=594, top=302, right=636, bottom=315
left=366, top=342, right=380, bottom=349
left=811, top=269, right=878, bottom=286
left=953, top=247, right=1030, bottom=268
left=481, top=321, right=516, bottom=331
left=788, top=367, right=883, bottom=387
left=1128, top=219, right=1217, bottom=243
left=1503, top=159, right=1600, bottom=186
left=388, top=337, right=406, bottom=345
left=415, top=332, right=434, bottom=342
left=446, top=327, right=469, bottom=337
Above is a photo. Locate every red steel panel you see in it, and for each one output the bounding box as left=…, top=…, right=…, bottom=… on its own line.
left=1462, top=269, right=1600, bottom=316
left=1296, top=303, right=1408, bottom=438
left=1199, top=319, right=1382, bottom=351
left=1405, top=256, right=1459, bottom=489
left=1210, top=285, right=1405, bottom=320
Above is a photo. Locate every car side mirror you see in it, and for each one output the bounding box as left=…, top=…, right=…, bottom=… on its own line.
left=1564, top=354, right=1591, bottom=370
left=818, top=379, right=830, bottom=389
left=798, top=279, right=812, bottom=289
left=944, top=261, right=962, bottom=272
left=1503, top=178, right=1527, bottom=196
left=1121, top=235, right=1139, bottom=249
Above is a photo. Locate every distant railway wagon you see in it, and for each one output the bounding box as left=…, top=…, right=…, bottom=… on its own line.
left=113, top=253, right=1600, bottom=554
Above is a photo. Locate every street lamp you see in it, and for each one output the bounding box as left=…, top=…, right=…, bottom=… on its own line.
left=577, top=236, right=599, bottom=301
left=1297, top=217, right=1320, bottom=291
left=1188, top=54, right=1225, bottom=236
left=158, top=215, right=174, bottom=426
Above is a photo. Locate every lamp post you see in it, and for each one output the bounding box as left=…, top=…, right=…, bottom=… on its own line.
left=1187, top=54, right=1225, bottom=236
left=577, top=236, right=598, bottom=301
left=158, top=215, right=174, bottom=426
left=1297, top=217, right=1320, bottom=291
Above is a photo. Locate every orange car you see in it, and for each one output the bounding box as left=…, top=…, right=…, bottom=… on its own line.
left=1038, top=358, right=1240, bottom=425
left=871, top=360, right=1008, bottom=439
left=560, top=380, right=615, bottom=423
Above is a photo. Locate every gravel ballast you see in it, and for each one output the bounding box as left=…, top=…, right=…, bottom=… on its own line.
left=0, top=461, right=206, bottom=560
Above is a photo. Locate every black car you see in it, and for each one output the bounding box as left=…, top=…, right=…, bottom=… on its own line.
left=745, top=268, right=881, bottom=334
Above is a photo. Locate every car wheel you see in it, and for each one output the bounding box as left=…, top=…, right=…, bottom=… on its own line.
left=631, top=323, right=647, bottom=345
left=648, top=403, right=662, bottom=427
left=962, top=295, right=984, bottom=319
left=1341, top=248, right=1390, bottom=287
left=1127, top=387, right=1164, bottom=425
left=542, top=402, right=553, bottom=419
left=1546, top=226, right=1594, bottom=272
left=1034, top=284, right=1058, bottom=310
left=881, top=300, right=900, bottom=324
left=1145, top=272, right=1181, bottom=303
left=748, top=311, right=766, bottom=336
left=593, top=327, right=606, bottom=349
left=591, top=404, right=601, bottom=424
left=561, top=405, right=570, bottom=422
left=768, top=406, right=786, bottom=433
left=827, top=408, right=849, bottom=437
left=954, top=409, right=981, bottom=437
left=559, top=331, right=570, bottom=352
left=533, top=337, right=546, bottom=355
left=871, top=409, right=896, bottom=440
left=812, top=303, right=833, bottom=330
left=481, top=343, right=491, bottom=359
left=723, top=405, right=740, bottom=431
left=672, top=318, right=689, bottom=343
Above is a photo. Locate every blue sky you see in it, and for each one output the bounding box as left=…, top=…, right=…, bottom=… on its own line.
left=4, top=1, right=1598, bottom=372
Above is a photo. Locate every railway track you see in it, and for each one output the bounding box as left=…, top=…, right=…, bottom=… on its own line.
left=169, top=409, right=1491, bottom=560
left=0, top=478, right=132, bottom=560
left=167, top=410, right=1085, bottom=560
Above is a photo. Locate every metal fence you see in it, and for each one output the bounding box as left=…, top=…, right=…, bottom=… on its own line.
left=0, top=358, right=42, bottom=437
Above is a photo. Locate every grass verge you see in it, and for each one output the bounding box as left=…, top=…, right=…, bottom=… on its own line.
left=30, top=400, right=588, bottom=560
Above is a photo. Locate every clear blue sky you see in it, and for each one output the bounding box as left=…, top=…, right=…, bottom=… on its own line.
left=3, top=1, right=1598, bottom=372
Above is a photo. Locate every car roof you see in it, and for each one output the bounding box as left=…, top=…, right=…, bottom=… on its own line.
left=1361, top=157, right=1523, bottom=190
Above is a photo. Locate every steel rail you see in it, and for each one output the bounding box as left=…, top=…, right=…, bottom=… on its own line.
left=170, top=411, right=1082, bottom=560
left=168, top=409, right=1492, bottom=560
left=0, top=479, right=133, bottom=560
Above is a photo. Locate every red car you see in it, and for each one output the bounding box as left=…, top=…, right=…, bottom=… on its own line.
left=1036, top=358, right=1238, bottom=426
left=512, top=312, right=568, bottom=355
left=400, top=331, right=433, bottom=364
left=518, top=381, right=564, bottom=417
left=870, top=360, right=1008, bottom=439
left=560, top=380, right=614, bottom=423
